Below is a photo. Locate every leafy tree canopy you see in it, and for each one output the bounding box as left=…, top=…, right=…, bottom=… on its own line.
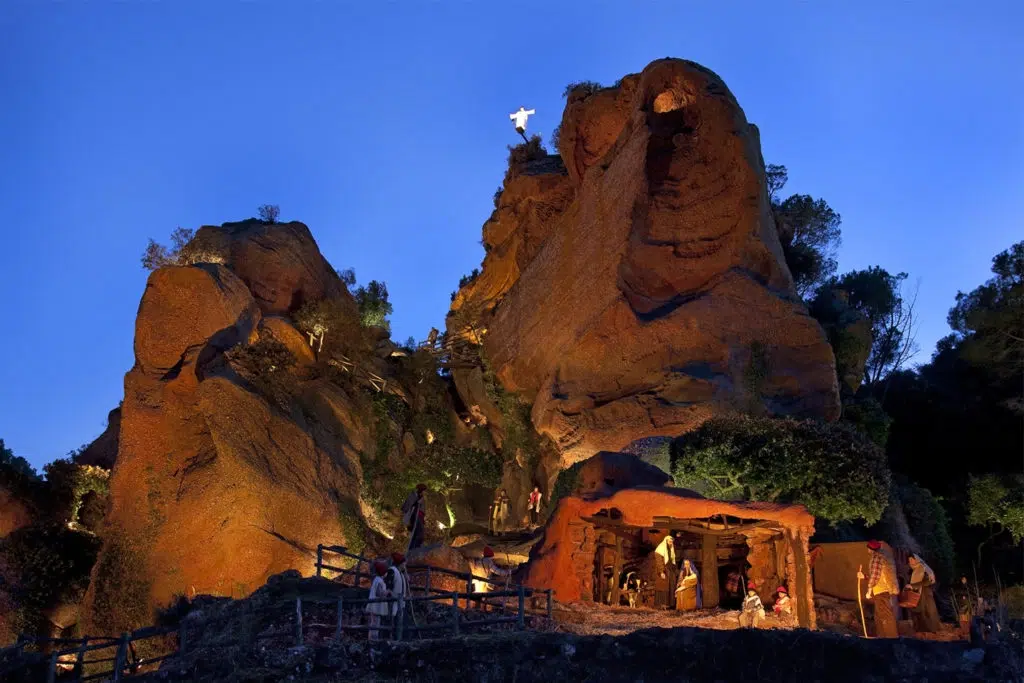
left=354, top=280, right=393, bottom=330
left=967, top=473, right=1024, bottom=545
left=670, top=414, right=891, bottom=525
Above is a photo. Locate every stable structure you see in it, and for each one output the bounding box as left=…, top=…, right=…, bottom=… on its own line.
left=523, top=486, right=818, bottom=629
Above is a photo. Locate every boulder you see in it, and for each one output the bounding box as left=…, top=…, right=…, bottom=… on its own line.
left=0, top=485, right=32, bottom=537
left=448, top=58, right=840, bottom=466
left=573, top=451, right=673, bottom=498
left=192, top=220, right=353, bottom=317
left=83, top=229, right=373, bottom=637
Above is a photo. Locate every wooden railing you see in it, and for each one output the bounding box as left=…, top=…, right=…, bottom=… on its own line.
left=326, top=355, right=387, bottom=392
left=315, top=544, right=553, bottom=619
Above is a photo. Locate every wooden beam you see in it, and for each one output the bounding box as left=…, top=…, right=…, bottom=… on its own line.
left=788, top=529, right=813, bottom=629
left=701, top=534, right=720, bottom=609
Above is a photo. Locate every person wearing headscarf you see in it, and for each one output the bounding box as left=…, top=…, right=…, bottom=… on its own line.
left=653, top=535, right=678, bottom=608
left=908, top=553, right=942, bottom=633
left=387, top=552, right=409, bottom=619
left=675, top=558, right=702, bottom=611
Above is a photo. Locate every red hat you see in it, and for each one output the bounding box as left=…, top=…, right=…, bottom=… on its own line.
left=867, top=540, right=882, bottom=550
left=483, top=546, right=494, bottom=558
left=747, top=581, right=757, bottom=590
left=391, top=552, right=405, bottom=565
left=373, top=559, right=388, bottom=575
left=416, top=483, right=427, bottom=492
left=777, top=585, right=788, bottom=594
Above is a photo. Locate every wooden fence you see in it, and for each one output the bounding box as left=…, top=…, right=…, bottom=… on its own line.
left=0, top=545, right=554, bottom=682
left=316, top=544, right=554, bottom=619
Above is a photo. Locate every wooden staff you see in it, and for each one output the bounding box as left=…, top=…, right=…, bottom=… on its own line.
left=856, top=564, right=869, bottom=638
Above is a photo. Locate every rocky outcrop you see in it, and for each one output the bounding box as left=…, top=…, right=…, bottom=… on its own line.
left=0, top=486, right=32, bottom=538
left=73, top=407, right=120, bottom=470
left=82, top=223, right=376, bottom=636
left=450, top=59, right=840, bottom=466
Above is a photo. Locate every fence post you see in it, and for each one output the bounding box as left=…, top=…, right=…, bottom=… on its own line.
left=112, top=633, right=129, bottom=683
left=355, top=560, right=362, bottom=587
left=517, top=586, right=525, bottom=630
left=547, top=590, right=553, bottom=620
left=397, top=598, right=405, bottom=641
left=426, top=566, right=432, bottom=595
left=46, top=651, right=58, bottom=683
left=451, top=592, right=460, bottom=636
left=466, top=577, right=474, bottom=610
left=295, top=596, right=304, bottom=646
left=316, top=544, right=323, bottom=578
left=76, top=637, right=89, bottom=672
left=335, top=597, right=344, bottom=642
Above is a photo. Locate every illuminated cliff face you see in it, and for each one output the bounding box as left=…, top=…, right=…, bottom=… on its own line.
left=450, top=58, right=840, bottom=467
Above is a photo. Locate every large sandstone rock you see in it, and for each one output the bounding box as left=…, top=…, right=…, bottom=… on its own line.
left=450, top=59, right=840, bottom=465
left=0, top=485, right=32, bottom=537
left=191, top=220, right=354, bottom=317
left=83, top=229, right=373, bottom=636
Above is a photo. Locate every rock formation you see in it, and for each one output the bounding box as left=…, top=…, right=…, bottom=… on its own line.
left=83, top=221, right=377, bottom=635
left=73, top=406, right=120, bottom=470
left=449, top=58, right=840, bottom=466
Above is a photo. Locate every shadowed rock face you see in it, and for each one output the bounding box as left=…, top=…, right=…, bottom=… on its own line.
left=450, top=59, right=840, bottom=466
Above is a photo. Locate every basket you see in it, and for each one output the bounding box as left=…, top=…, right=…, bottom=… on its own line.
left=898, top=586, right=921, bottom=609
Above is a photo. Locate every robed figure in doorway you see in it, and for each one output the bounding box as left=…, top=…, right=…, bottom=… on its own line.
left=653, top=535, right=678, bottom=608
left=676, top=559, right=702, bottom=611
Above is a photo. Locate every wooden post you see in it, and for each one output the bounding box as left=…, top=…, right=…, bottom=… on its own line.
left=425, top=566, right=432, bottom=595
left=517, top=585, right=526, bottom=630
left=547, top=590, right=553, bottom=619
left=610, top=536, right=624, bottom=607
left=112, top=633, right=129, bottom=683
left=76, top=637, right=89, bottom=672
left=701, top=533, right=720, bottom=609
left=466, top=577, right=474, bottom=610
left=335, top=597, right=344, bottom=641
left=788, top=528, right=814, bottom=629
left=397, top=598, right=405, bottom=641
left=316, top=545, right=323, bottom=577
left=46, top=651, right=58, bottom=683
left=355, top=560, right=362, bottom=587
left=451, top=592, right=460, bottom=636
left=295, top=596, right=303, bottom=646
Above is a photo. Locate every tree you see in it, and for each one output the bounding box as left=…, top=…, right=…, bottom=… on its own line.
left=948, top=240, right=1024, bottom=411
left=765, top=165, right=843, bottom=298
left=354, top=280, right=393, bottom=329
left=337, top=268, right=356, bottom=288
left=294, top=298, right=355, bottom=353
left=818, top=266, right=919, bottom=387
left=257, top=204, right=281, bottom=223
left=966, top=473, right=1024, bottom=566
left=563, top=81, right=603, bottom=99
left=670, top=414, right=891, bottom=525
left=140, top=227, right=225, bottom=271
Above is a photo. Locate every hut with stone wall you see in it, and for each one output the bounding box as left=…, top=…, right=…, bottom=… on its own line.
left=523, top=454, right=817, bottom=629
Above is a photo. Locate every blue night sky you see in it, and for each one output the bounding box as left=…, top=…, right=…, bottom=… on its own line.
left=1, top=1, right=1021, bottom=471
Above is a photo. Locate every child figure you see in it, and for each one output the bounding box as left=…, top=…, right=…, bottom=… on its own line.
left=366, top=560, right=390, bottom=641
left=773, top=585, right=793, bottom=616
left=739, top=581, right=765, bottom=628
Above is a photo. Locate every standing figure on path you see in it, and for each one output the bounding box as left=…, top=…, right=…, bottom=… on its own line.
left=492, top=488, right=510, bottom=533
left=366, top=560, right=390, bottom=641
left=907, top=553, right=942, bottom=633
left=858, top=540, right=899, bottom=638
left=509, top=106, right=535, bottom=142
left=401, top=484, right=427, bottom=550
left=387, top=552, right=409, bottom=624
left=527, top=486, right=543, bottom=527
left=675, top=558, right=701, bottom=611
left=738, top=581, right=765, bottom=628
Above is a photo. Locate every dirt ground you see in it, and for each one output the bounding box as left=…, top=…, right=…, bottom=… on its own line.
left=553, top=602, right=799, bottom=636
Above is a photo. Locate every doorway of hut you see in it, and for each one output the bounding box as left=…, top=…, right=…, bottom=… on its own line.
left=587, top=510, right=752, bottom=611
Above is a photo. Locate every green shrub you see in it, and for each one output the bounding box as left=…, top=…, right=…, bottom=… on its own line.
left=337, top=499, right=367, bottom=559
left=893, top=477, right=955, bottom=582
left=505, top=135, right=548, bottom=183
left=42, top=459, right=110, bottom=525
left=88, top=533, right=153, bottom=634
left=563, top=80, right=603, bottom=99
left=226, top=336, right=297, bottom=407
left=842, top=396, right=892, bottom=448
left=354, top=280, right=393, bottom=330
left=671, top=413, right=891, bottom=525
left=549, top=461, right=585, bottom=513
